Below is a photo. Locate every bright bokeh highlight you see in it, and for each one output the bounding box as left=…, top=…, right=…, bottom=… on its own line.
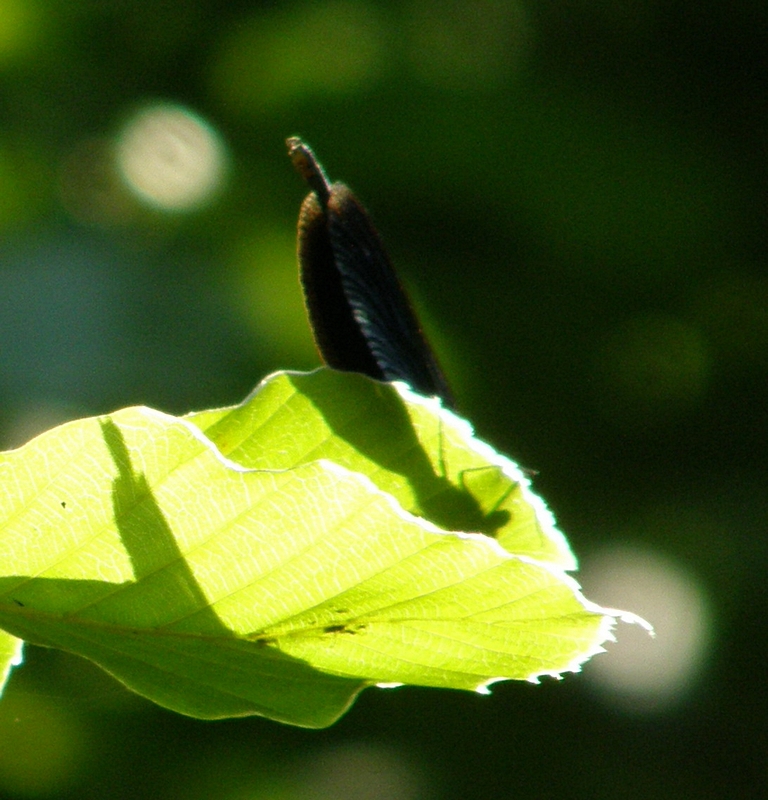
left=581, top=546, right=711, bottom=711
left=115, top=103, right=227, bottom=212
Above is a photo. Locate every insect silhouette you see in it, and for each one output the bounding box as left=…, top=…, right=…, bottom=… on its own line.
left=287, top=137, right=454, bottom=409
left=287, top=139, right=515, bottom=538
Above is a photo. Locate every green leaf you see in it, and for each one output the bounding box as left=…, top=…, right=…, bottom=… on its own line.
left=187, top=369, right=577, bottom=568
left=0, top=370, right=630, bottom=727
left=0, top=631, right=23, bottom=697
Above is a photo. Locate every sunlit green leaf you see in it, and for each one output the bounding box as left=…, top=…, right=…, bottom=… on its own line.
left=0, top=371, right=628, bottom=727
left=0, top=630, right=22, bottom=697
left=187, top=369, right=577, bottom=568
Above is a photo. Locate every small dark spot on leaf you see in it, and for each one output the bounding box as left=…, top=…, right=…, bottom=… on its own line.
left=324, top=624, right=348, bottom=634
left=60, top=501, right=67, bottom=508
left=13, top=599, right=24, bottom=607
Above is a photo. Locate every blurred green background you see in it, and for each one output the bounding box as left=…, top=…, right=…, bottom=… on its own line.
left=0, top=0, right=765, bottom=797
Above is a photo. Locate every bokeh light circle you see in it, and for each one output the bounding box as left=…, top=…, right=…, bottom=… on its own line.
left=581, top=545, right=711, bottom=712
left=115, top=103, right=227, bottom=212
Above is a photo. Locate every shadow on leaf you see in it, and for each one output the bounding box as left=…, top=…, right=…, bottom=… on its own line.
left=0, top=418, right=365, bottom=727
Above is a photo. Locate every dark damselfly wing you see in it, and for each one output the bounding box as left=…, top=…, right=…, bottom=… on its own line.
left=287, top=137, right=454, bottom=409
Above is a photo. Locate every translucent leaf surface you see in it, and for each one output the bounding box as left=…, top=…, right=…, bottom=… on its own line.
left=187, top=370, right=576, bottom=568
left=0, top=371, right=627, bottom=727
left=0, top=631, right=23, bottom=697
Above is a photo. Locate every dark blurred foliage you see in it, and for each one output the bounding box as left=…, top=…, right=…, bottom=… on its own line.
left=0, top=1, right=766, bottom=797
